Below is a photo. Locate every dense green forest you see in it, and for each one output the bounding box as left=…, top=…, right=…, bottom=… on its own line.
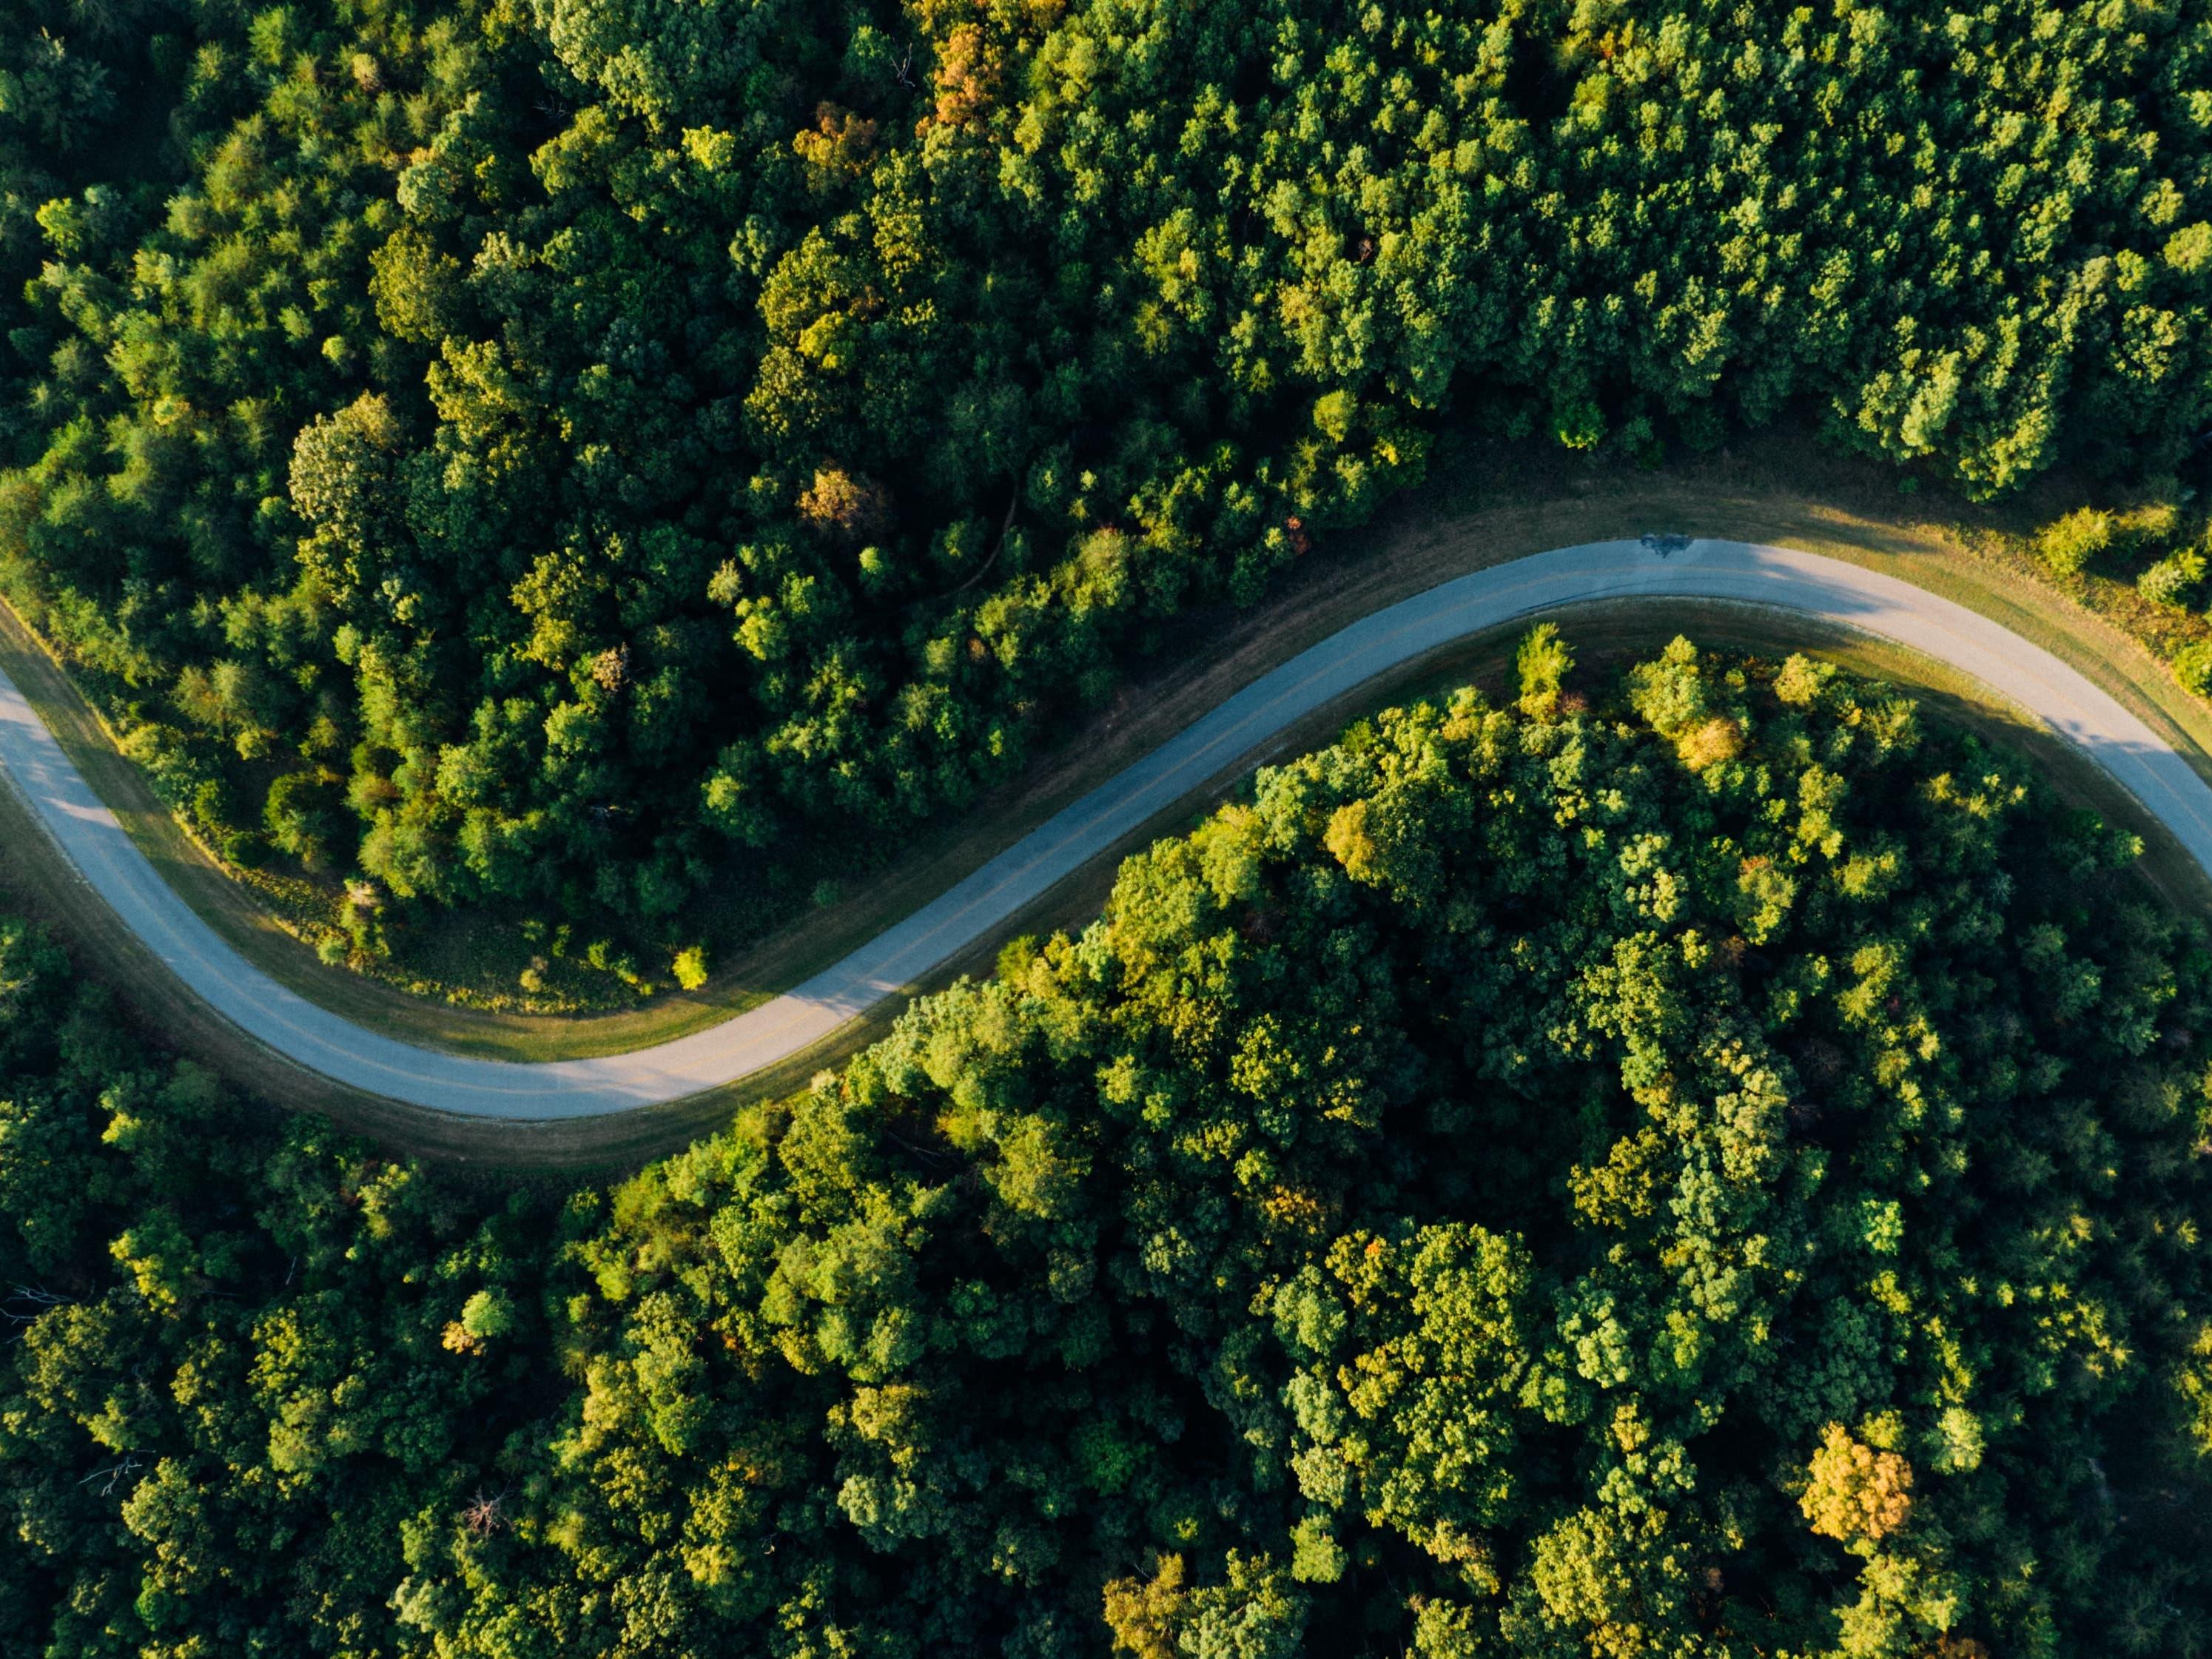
left=2, top=0, right=2207, bottom=957
left=5, top=641, right=2211, bottom=1656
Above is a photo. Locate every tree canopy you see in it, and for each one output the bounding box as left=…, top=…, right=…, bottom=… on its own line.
left=2, top=0, right=2207, bottom=953
left=4, top=639, right=2211, bottom=1656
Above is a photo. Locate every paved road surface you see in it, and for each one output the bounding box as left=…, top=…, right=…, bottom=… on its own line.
left=5, top=538, right=2211, bottom=1119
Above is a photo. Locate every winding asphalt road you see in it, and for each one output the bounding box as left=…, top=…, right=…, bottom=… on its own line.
left=5, top=536, right=2212, bottom=1120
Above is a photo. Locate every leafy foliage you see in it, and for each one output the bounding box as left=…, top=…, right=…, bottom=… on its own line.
left=5, top=641, right=2212, bottom=1656
left=1, top=0, right=2206, bottom=941
left=0, top=915, right=554, bottom=1654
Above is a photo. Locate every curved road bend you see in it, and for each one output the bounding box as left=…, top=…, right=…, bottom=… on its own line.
left=4, top=538, right=2211, bottom=1120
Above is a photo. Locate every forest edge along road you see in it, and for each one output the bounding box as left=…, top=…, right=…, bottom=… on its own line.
left=6, top=537, right=2211, bottom=1120
left=13, top=537, right=2210, bottom=1118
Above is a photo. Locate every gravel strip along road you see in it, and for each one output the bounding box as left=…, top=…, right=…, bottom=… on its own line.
left=5, top=537, right=2211, bottom=1120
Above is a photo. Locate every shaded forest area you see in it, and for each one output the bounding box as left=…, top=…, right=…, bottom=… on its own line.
left=4, top=641, right=2211, bottom=1657
left=3, top=0, right=2207, bottom=975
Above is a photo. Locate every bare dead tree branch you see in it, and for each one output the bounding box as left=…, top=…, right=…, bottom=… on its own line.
left=78, top=1454, right=145, bottom=1498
